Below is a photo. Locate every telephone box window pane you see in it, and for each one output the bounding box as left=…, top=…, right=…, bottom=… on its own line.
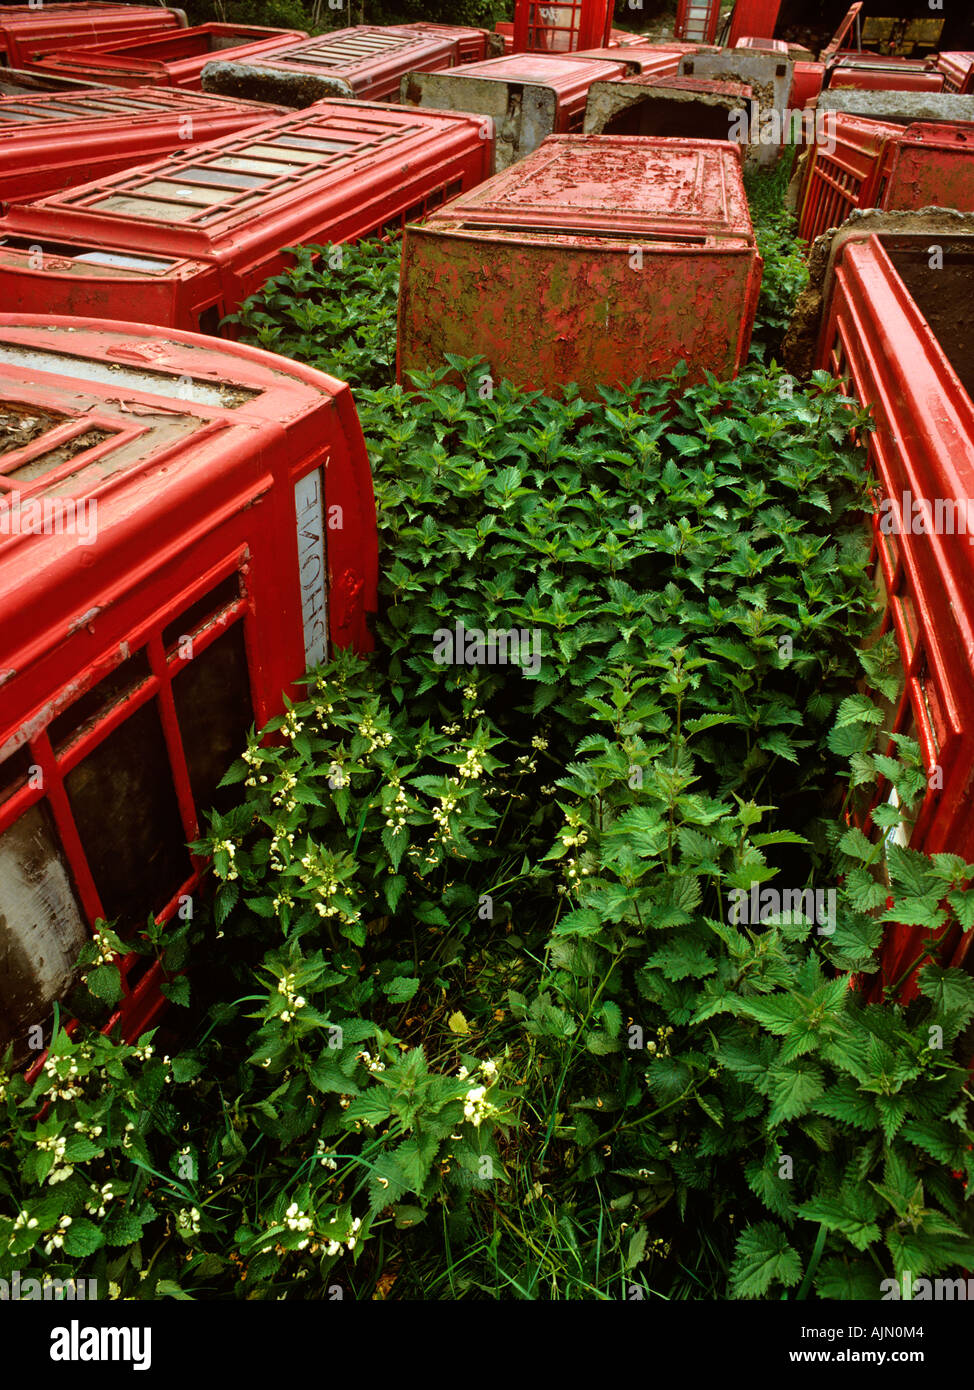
left=65, top=699, right=191, bottom=929
left=0, top=743, right=32, bottom=805
left=48, top=648, right=152, bottom=752
left=162, top=572, right=242, bottom=651
left=172, top=623, right=254, bottom=818
left=0, top=800, right=87, bottom=1052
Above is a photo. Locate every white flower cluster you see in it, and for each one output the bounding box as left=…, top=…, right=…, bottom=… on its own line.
left=531, top=736, right=548, bottom=751
left=282, top=710, right=304, bottom=740
left=270, top=823, right=296, bottom=872
left=132, top=1041, right=154, bottom=1062
left=432, top=779, right=460, bottom=830
left=357, top=715, right=393, bottom=754
left=42, top=1053, right=82, bottom=1102
left=37, top=1133, right=73, bottom=1185
left=440, top=723, right=460, bottom=736
left=285, top=1202, right=313, bottom=1250
left=212, top=838, right=238, bottom=881
left=323, top=1216, right=361, bottom=1257
left=356, top=1050, right=385, bottom=1075
left=85, top=1182, right=115, bottom=1219
left=463, top=685, right=477, bottom=700
left=11, top=1210, right=38, bottom=1239
left=314, top=700, right=334, bottom=722
left=73, top=1118, right=103, bottom=1141
left=90, top=926, right=116, bottom=967
left=384, top=776, right=409, bottom=834
left=515, top=754, right=537, bottom=772
left=459, top=747, right=485, bottom=781
left=272, top=768, right=299, bottom=814
left=456, top=1057, right=500, bottom=1128
left=43, top=1215, right=72, bottom=1255
left=176, top=1206, right=201, bottom=1236
left=277, top=971, right=307, bottom=1024
left=560, top=811, right=589, bottom=851
left=315, top=1140, right=338, bottom=1171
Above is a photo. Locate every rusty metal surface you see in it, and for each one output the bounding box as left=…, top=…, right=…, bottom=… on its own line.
left=938, top=53, right=974, bottom=96
left=798, top=112, right=974, bottom=244
left=0, top=66, right=106, bottom=97
left=400, top=53, right=627, bottom=170
left=398, top=134, right=761, bottom=396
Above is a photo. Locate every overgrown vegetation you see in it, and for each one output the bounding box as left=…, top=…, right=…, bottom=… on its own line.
left=746, top=148, right=810, bottom=362
left=3, top=172, right=974, bottom=1304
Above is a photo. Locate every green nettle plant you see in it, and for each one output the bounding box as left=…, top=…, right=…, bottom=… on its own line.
left=3, top=194, right=974, bottom=1300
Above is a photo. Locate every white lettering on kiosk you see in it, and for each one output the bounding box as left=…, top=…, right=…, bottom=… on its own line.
left=294, top=468, right=329, bottom=669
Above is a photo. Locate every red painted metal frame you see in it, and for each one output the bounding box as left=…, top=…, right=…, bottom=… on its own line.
left=574, top=43, right=697, bottom=79
left=28, top=24, right=308, bottom=92
left=397, top=134, right=763, bottom=397
left=815, top=232, right=974, bottom=1001
left=400, top=22, right=496, bottom=65
left=202, top=27, right=460, bottom=104
left=0, top=6, right=182, bottom=68
left=512, top=0, right=612, bottom=54
left=0, top=312, right=377, bottom=1047
left=873, top=122, right=974, bottom=215
left=826, top=56, right=945, bottom=94
left=0, top=88, right=287, bottom=203
left=798, top=113, right=974, bottom=245
left=0, top=102, right=493, bottom=334
left=673, top=0, right=722, bottom=46
left=727, top=0, right=783, bottom=48
left=798, top=110, right=906, bottom=244
left=938, top=53, right=974, bottom=96
left=733, top=36, right=787, bottom=54
left=822, top=2, right=863, bottom=60
left=790, top=60, right=825, bottom=110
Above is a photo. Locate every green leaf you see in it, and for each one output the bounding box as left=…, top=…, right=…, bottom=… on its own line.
left=729, top=1222, right=803, bottom=1298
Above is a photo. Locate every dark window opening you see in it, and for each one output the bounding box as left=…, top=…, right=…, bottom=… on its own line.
left=0, top=743, right=33, bottom=805
left=65, top=698, right=191, bottom=931
left=196, top=304, right=222, bottom=337
left=172, top=622, right=254, bottom=819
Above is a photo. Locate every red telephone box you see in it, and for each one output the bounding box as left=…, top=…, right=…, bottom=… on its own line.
left=27, top=24, right=308, bottom=92
left=400, top=22, right=502, bottom=64
left=673, top=0, right=722, bottom=46
left=512, top=0, right=612, bottom=54
left=815, top=229, right=974, bottom=1000
left=0, top=5, right=185, bottom=68
left=827, top=55, right=945, bottom=94
left=798, top=114, right=974, bottom=245
left=200, top=26, right=460, bottom=106
left=0, top=88, right=287, bottom=203
left=0, top=101, right=493, bottom=335
left=0, top=311, right=377, bottom=1052
left=398, top=135, right=762, bottom=397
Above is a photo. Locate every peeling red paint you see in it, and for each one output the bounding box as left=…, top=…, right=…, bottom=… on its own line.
left=399, top=134, right=761, bottom=397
